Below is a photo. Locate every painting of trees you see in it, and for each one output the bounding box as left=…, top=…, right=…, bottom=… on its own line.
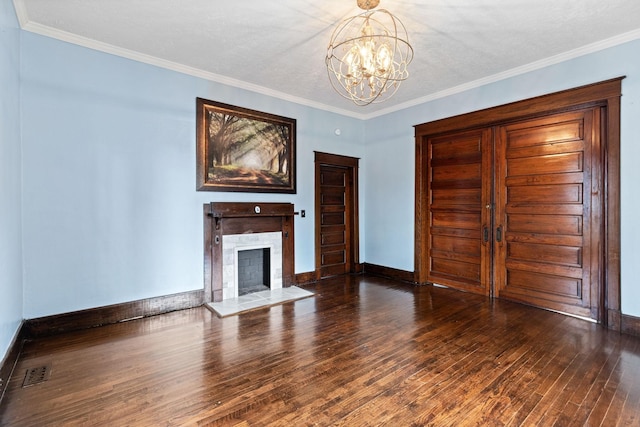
left=196, top=98, right=296, bottom=193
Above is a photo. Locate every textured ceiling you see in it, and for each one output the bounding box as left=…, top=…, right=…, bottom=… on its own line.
left=13, top=0, right=640, bottom=118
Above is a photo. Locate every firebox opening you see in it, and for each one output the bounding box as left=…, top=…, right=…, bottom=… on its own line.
left=237, top=248, right=271, bottom=296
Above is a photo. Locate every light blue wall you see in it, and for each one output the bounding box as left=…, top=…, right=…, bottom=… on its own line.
left=365, top=38, right=640, bottom=317
left=19, top=32, right=365, bottom=319
left=0, top=0, right=23, bottom=360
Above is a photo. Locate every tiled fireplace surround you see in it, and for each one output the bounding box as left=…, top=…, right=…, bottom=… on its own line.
left=203, top=202, right=295, bottom=303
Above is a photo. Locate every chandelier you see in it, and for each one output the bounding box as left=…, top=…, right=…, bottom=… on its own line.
left=325, top=0, right=413, bottom=106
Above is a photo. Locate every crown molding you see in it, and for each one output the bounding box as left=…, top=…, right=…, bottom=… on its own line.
left=11, top=0, right=28, bottom=27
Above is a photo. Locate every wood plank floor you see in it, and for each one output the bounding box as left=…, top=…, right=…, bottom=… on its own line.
left=2, top=275, right=640, bottom=426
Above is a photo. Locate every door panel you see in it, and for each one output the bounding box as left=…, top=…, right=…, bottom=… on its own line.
left=426, top=129, right=493, bottom=295
left=318, top=164, right=349, bottom=277
left=314, top=152, right=360, bottom=280
left=494, top=110, right=599, bottom=318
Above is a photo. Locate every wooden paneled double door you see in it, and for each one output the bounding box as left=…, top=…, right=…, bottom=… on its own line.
left=419, top=107, right=605, bottom=320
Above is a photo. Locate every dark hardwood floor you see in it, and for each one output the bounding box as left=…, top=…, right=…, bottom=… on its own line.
left=2, top=275, right=639, bottom=426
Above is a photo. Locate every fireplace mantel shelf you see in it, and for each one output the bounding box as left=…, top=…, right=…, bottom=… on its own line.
left=208, top=202, right=296, bottom=219
left=208, top=212, right=296, bottom=218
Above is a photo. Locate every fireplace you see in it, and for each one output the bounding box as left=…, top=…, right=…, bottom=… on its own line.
left=237, top=247, right=271, bottom=296
left=203, top=202, right=295, bottom=302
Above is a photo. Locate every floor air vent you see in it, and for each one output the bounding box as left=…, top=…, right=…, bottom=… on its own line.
left=22, top=365, right=51, bottom=387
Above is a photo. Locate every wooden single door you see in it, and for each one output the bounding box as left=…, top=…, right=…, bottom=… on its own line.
left=493, top=109, right=602, bottom=319
left=315, top=152, right=360, bottom=279
left=424, top=128, right=493, bottom=295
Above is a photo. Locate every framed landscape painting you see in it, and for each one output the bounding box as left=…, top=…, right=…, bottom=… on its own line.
left=196, top=98, right=296, bottom=193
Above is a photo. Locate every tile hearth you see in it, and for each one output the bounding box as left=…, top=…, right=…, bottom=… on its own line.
left=205, top=286, right=314, bottom=318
